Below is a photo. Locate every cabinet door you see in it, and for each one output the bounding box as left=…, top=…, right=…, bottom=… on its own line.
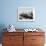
left=24, top=33, right=32, bottom=46
left=3, top=33, right=23, bottom=46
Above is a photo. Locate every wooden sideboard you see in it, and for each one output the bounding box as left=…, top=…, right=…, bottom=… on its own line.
left=2, top=31, right=45, bottom=46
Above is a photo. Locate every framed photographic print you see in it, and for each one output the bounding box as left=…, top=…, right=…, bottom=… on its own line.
left=18, top=7, right=35, bottom=21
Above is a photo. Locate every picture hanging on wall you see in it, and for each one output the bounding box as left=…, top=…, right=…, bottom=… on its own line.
left=18, top=7, right=35, bottom=21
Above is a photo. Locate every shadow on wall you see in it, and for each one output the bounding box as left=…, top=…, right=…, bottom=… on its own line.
left=0, top=24, right=7, bottom=43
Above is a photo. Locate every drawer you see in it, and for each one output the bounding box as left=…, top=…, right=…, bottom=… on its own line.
left=32, top=36, right=45, bottom=44
left=24, top=37, right=32, bottom=42
left=3, top=43, right=23, bottom=46
left=24, top=36, right=32, bottom=40
left=3, top=36, right=23, bottom=44
left=3, top=44, right=15, bottom=46
left=3, top=32, right=23, bottom=36
left=24, top=35, right=45, bottom=45
left=24, top=32, right=44, bottom=36
left=31, top=44, right=44, bottom=46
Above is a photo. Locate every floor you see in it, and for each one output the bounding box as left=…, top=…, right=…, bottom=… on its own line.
left=0, top=44, right=2, bottom=46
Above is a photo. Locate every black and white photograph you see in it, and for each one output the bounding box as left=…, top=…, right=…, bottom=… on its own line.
left=18, top=7, right=35, bottom=21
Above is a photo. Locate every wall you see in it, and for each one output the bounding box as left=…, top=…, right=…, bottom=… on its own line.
left=0, top=0, right=46, bottom=30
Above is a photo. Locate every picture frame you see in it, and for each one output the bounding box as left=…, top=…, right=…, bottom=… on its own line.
left=18, top=7, right=35, bottom=21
